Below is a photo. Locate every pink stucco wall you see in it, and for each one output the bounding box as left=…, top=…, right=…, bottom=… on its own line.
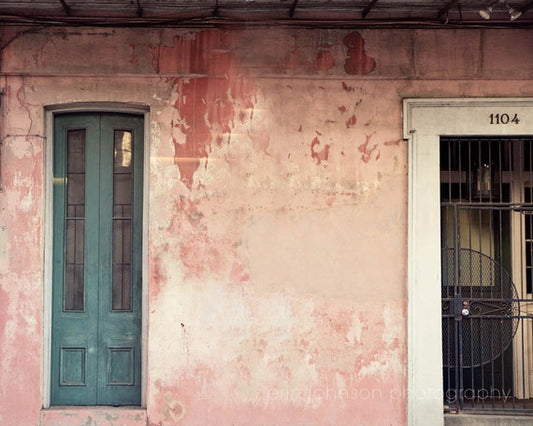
left=0, top=26, right=532, bottom=425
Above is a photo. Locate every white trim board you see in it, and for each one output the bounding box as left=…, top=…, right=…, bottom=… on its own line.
left=403, top=98, right=533, bottom=426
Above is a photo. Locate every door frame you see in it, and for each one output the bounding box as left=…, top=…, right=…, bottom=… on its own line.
left=42, top=102, right=150, bottom=408
left=403, top=98, right=533, bottom=425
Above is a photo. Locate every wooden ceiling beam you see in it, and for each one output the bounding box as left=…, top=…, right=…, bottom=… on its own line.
left=58, top=0, right=70, bottom=16
left=520, top=1, right=533, bottom=12
left=289, top=0, right=299, bottom=18
left=362, top=0, right=379, bottom=18
left=438, top=0, right=460, bottom=22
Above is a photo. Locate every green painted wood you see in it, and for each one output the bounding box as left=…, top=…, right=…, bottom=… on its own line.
left=52, top=114, right=100, bottom=405
left=51, top=113, right=143, bottom=406
left=97, top=114, right=143, bottom=405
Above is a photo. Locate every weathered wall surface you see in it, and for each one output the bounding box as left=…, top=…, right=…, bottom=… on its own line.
left=0, top=26, right=532, bottom=425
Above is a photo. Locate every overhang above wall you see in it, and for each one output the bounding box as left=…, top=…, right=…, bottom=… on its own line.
left=0, top=0, right=533, bottom=28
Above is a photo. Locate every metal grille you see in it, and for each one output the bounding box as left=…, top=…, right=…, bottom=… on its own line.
left=441, top=137, right=533, bottom=414
left=442, top=247, right=519, bottom=369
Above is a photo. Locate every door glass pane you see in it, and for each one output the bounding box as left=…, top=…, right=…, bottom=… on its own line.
left=65, top=129, right=85, bottom=311
left=112, top=130, right=133, bottom=311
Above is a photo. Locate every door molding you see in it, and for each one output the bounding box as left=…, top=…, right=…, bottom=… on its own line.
left=403, top=98, right=533, bottom=425
left=43, top=103, right=150, bottom=408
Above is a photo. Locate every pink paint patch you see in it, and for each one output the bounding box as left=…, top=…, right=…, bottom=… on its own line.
left=285, top=35, right=301, bottom=70
left=311, top=137, right=331, bottom=165
left=249, top=125, right=271, bottom=155
left=230, top=262, right=250, bottom=283
left=168, top=196, right=240, bottom=280
left=345, top=114, right=357, bottom=128
left=154, top=30, right=256, bottom=189
left=358, top=134, right=378, bottom=163
left=314, top=50, right=335, bottom=71
left=148, top=243, right=167, bottom=301
left=341, top=81, right=354, bottom=92
left=0, top=312, right=42, bottom=425
left=337, top=105, right=347, bottom=113
left=129, top=43, right=138, bottom=65
left=384, top=139, right=402, bottom=146
left=343, top=31, right=376, bottom=75
left=0, top=281, right=9, bottom=341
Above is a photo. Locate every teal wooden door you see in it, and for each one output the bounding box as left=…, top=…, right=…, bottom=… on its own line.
left=51, top=112, right=143, bottom=405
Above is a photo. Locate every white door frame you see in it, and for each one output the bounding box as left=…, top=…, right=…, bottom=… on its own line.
left=403, top=98, right=533, bottom=425
left=42, top=102, right=150, bottom=408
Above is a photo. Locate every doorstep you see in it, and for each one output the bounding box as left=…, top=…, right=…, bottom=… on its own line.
left=40, top=406, right=147, bottom=426
left=444, top=413, right=533, bottom=426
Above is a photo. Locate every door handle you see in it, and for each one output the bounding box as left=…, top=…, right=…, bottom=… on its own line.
left=453, top=293, right=470, bottom=319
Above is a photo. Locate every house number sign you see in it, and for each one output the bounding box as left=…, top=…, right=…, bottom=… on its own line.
left=489, top=113, right=520, bottom=125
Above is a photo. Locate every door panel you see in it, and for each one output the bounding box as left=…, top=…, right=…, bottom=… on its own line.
left=52, top=115, right=99, bottom=405
left=51, top=112, right=143, bottom=406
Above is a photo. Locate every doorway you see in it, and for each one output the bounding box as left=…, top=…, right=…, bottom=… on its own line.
left=50, top=112, right=143, bottom=405
left=403, top=98, right=533, bottom=425
left=439, top=136, right=533, bottom=412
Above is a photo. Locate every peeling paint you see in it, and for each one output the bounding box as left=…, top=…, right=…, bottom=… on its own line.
left=341, top=81, right=354, bottom=92
left=148, top=243, right=167, bottom=301
left=285, top=35, right=301, bottom=71
left=358, top=134, right=379, bottom=163
left=6, top=23, right=531, bottom=426
left=345, top=114, right=357, bottom=128
left=129, top=43, right=138, bottom=65
left=310, top=136, right=330, bottom=165
left=154, top=30, right=256, bottom=188
left=343, top=31, right=376, bottom=75
left=314, top=50, right=335, bottom=71
left=15, top=79, right=38, bottom=133
left=230, top=262, right=250, bottom=282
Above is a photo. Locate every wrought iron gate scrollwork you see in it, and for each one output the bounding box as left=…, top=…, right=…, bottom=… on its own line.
left=442, top=248, right=520, bottom=369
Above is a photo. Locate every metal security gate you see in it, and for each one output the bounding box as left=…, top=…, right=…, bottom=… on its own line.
left=441, top=136, right=533, bottom=414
